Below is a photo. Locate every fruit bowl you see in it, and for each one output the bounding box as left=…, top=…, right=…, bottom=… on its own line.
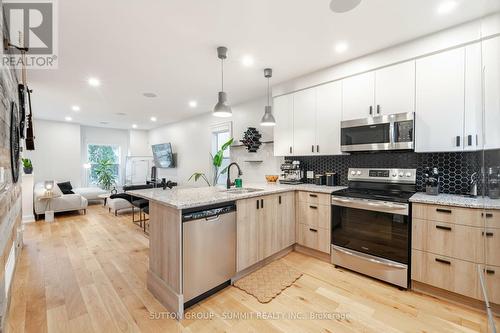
left=265, top=175, right=279, bottom=184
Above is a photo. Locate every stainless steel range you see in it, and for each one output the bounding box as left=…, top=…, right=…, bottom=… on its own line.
left=330, top=168, right=416, bottom=288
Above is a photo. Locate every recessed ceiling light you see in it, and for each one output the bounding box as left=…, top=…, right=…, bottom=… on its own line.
left=329, top=0, right=362, bottom=13
left=65, top=116, right=72, bottom=121
left=71, top=105, right=80, bottom=112
left=437, top=1, right=457, bottom=15
left=241, top=55, right=254, bottom=67
left=150, top=116, right=157, bottom=122
left=99, top=121, right=110, bottom=125
left=335, top=42, right=348, bottom=53
left=143, top=92, right=157, bottom=98
left=88, top=77, right=101, bottom=87
left=188, top=100, right=198, bottom=108
left=132, top=124, right=138, bottom=129
left=115, top=112, right=127, bottom=116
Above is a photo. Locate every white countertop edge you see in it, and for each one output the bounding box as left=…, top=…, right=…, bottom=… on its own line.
left=410, top=192, right=500, bottom=209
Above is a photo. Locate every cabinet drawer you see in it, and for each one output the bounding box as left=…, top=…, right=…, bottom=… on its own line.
left=485, top=229, right=500, bottom=266
left=412, top=218, right=483, bottom=263
left=482, top=265, right=500, bottom=305
left=412, top=203, right=482, bottom=227
left=297, top=191, right=331, bottom=206
left=297, top=202, right=330, bottom=229
left=483, top=210, right=500, bottom=229
left=411, top=250, right=480, bottom=300
left=297, top=224, right=330, bottom=253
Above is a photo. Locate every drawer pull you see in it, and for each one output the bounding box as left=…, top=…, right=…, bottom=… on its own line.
left=261, top=199, right=264, bottom=208
left=482, top=231, right=494, bottom=237
left=485, top=269, right=496, bottom=275
left=309, top=228, right=318, bottom=233
left=279, top=196, right=282, bottom=205
left=482, top=213, right=494, bottom=218
left=256, top=200, right=259, bottom=210
left=435, top=258, right=451, bottom=265
left=435, top=225, right=452, bottom=231
left=309, top=205, right=318, bottom=210
left=436, top=208, right=452, bottom=214
left=309, top=194, right=318, bottom=198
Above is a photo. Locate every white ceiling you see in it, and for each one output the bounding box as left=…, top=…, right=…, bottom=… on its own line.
left=27, top=0, right=500, bottom=130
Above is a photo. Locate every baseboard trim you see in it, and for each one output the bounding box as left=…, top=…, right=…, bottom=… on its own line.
left=412, top=281, right=500, bottom=316
left=147, top=270, right=184, bottom=320
left=294, top=244, right=331, bottom=263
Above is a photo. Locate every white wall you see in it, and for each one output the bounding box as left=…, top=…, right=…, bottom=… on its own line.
left=149, top=97, right=283, bottom=185
left=273, top=13, right=500, bottom=96
left=80, top=126, right=130, bottom=185
left=25, top=119, right=82, bottom=186
left=128, top=130, right=151, bottom=156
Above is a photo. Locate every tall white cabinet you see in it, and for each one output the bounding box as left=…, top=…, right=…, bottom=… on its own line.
left=415, top=48, right=466, bottom=152
left=273, top=94, right=294, bottom=156
left=342, top=72, right=375, bottom=120
left=316, top=81, right=343, bottom=155
left=375, top=61, right=415, bottom=116
left=293, top=89, right=316, bottom=155
left=483, top=36, right=500, bottom=150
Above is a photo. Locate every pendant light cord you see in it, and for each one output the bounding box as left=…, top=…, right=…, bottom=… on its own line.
left=221, top=58, right=224, bottom=91
left=267, top=77, right=270, bottom=107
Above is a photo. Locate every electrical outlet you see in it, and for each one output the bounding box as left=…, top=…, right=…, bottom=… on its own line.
left=306, top=171, right=314, bottom=179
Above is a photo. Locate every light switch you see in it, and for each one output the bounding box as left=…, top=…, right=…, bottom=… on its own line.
left=306, top=171, right=314, bottom=179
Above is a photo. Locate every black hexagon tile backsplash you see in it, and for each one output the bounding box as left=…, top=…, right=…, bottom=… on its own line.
left=284, top=150, right=498, bottom=195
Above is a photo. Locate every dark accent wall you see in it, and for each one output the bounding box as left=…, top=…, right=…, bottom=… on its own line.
left=286, top=151, right=486, bottom=195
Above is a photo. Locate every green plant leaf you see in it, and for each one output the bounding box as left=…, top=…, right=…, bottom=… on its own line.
left=220, top=138, right=234, bottom=151
left=219, top=165, right=229, bottom=175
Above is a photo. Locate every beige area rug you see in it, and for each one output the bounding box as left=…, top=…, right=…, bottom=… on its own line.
left=234, top=260, right=303, bottom=303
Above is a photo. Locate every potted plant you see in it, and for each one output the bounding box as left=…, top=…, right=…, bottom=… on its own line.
left=189, top=138, right=233, bottom=186
left=21, top=158, right=33, bottom=174
left=94, top=158, right=117, bottom=190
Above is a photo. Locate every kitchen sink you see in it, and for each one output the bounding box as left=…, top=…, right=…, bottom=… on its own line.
left=222, top=188, right=264, bottom=194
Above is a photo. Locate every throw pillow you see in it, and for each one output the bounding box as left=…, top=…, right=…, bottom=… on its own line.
left=57, top=181, right=74, bottom=195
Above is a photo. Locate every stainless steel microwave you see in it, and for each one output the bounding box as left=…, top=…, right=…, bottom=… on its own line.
left=340, top=112, right=414, bottom=152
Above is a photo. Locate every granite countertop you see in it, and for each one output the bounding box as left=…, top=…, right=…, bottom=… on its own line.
left=129, top=183, right=346, bottom=210
left=410, top=192, right=500, bottom=209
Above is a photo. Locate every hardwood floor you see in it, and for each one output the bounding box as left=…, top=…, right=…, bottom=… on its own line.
left=5, top=205, right=498, bottom=333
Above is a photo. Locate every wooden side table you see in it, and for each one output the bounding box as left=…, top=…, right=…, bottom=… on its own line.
left=37, top=192, right=61, bottom=222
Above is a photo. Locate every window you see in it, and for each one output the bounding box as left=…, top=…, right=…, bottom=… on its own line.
left=86, top=144, right=121, bottom=186
left=211, top=122, right=232, bottom=185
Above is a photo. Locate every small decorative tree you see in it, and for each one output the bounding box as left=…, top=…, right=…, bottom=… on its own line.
left=94, top=159, right=117, bottom=190
left=189, top=138, right=233, bottom=186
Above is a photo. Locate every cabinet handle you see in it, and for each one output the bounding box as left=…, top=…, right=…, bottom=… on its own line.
left=482, top=213, right=494, bottom=218
left=485, top=269, right=496, bottom=275
left=311, top=145, right=314, bottom=153
left=309, top=205, right=318, bottom=210
left=436, top=208, right=452, bottom=214
left=369, top=106, right=373, bottom=115
left=316, top=145, right=319, bottom=153
left=309, top=194, right=318, bottom=198
left=482, top=231, right=494, bottom=237
left=435, top=225, right=452, bottom=231
left=309, top=228, right=318, bottom=233
left=279, top=196, right=282, bottom=205
left=468, top=135, right=473, bottom=146
left=376, top=105, right=380, bottom=114
left=257, top=200, right=259, bottom=210
left=456, top=136, right=461, bottom=147
left=289, top=146, right=292, bottom=154
left=435, top=258, right=451, bottom=265
left=261, top=199, right=264, bottom=208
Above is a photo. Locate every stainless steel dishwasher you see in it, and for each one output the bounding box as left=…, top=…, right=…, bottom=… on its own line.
left=182, top=203, right=236, bottom=308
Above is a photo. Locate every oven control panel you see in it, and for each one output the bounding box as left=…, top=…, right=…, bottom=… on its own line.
left=348, top=168, right=416, bottom=184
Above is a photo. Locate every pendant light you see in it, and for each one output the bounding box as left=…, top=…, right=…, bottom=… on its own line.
left=260, top=68, right=276, bottom=126
left=213, top=46, right=232, bottom=117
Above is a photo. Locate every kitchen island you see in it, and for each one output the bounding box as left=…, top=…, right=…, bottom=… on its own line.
left=129, top=183, right=345, bottom=318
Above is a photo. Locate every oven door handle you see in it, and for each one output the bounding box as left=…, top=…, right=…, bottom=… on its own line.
left=333, top=246, right=407, bottom=269
left=331, top=196, right=408, bottom=211
left=366, top=202, right=408, bottom=210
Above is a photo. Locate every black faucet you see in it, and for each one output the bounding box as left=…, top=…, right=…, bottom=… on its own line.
left=226, top=162, right=243, bottom=189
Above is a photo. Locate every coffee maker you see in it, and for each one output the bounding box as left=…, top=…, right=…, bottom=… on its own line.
left=280, top=161, right=304, bottom=184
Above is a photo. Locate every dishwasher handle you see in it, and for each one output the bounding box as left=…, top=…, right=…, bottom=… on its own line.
left=182, top=203, right=236, bottom=222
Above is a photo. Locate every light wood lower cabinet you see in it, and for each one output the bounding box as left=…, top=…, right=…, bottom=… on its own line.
left=485, top=229, right=500, bottom=266
left=297, top=224, right=330, bottom=253
left=236, top=192, right=296, bottom=272
left=297, top=202, right=330, bottom=229
left=297, top=191, right=331, bottom=206
left=412, top=250, right=480, bottom=300
left=483, top=265, right=500, bottom=304
left=412, top=218, right=483, bottom=263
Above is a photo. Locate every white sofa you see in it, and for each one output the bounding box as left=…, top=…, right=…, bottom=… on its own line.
left=107, top=198, right=133, bottom=215
left=34, top=182, right=88, bottom=217
left=73, top=187, right=108, bottom=201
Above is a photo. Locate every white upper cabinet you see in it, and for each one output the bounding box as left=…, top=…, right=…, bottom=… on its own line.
left=375, top=61, right=415, bottom=115
left=415, top=48, right=465, bottom=153
left=483, top=36, right=500, bottom=150
left=464, top=42, right=483, bottom=151
left=316, top=81, right=342, bottom=155
left=273, top=94, right=294, bottom=156
left=293, top=88, right=317, bottom=155
left=342, top=72, right=375, bottom=121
